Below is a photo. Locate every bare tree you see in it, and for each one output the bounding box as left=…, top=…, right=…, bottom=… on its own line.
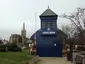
left=61, top=25, right=76, bottom=38
left=61, top=8, right=85, bottom=32
left=61, top=25, right=75, bottom=44
left=61, top=8, right=85, bottom=46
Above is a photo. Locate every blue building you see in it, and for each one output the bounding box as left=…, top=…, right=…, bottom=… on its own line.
left=30, top=8, right=66, bottom=57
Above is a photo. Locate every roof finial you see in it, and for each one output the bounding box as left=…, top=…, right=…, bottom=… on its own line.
left=48, top=5, right=49, bottom=9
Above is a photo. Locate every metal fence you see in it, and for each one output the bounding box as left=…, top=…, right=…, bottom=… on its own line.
left=73, top=54, right=85, bottom=64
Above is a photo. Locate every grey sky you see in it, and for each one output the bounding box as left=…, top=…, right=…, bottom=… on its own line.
left=0, top=0, right=85, bottom=40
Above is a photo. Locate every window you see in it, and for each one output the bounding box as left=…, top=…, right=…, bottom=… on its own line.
left=52, top=22, right=56, bottom=28
left=42, top=22, right=45, bottom=28
left=47, top=22, right=51, bottom=28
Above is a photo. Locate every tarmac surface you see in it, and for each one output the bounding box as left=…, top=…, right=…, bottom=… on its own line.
left=38, top=57, right=72, bottom=64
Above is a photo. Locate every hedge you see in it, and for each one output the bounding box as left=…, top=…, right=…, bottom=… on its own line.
left=0, top=43, right=22, bottom=52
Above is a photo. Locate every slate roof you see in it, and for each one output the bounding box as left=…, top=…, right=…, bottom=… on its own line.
left=40, top=8, right=57, bottom=16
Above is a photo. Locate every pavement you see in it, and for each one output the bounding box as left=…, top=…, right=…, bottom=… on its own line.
left=37, top=57, right=72, bottom=64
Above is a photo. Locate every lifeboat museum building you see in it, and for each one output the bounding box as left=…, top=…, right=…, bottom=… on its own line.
left=30, top=8, right=66, bottom=57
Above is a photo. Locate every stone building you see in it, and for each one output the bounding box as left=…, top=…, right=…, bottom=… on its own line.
left=9, top=34, right=22, bottom=47
left=9, top=22, right=28, bottom=48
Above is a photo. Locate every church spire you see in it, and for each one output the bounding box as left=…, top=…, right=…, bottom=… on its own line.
left=23, top=22, right=25, bottom=30
left=21, top=22, right=26, bottom=38
left=21, top=22, right=26, bottom=47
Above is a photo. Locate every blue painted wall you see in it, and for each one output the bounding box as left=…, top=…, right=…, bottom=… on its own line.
left=30, top=9, right=63, bottom=57
left=36, top=30, right=62, bottom=57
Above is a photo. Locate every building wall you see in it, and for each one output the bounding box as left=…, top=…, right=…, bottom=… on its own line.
left=36, top=30, right=62, bottom=57
left=9, top=34, right=22, bottom=47
left=30, top=29, right=63, bottom=57
left=30, top=8, right=64, bottom=57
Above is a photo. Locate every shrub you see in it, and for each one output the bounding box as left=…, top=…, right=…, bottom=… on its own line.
left=7, top=43, right=22, bottom=52
left=0, top=48, right=6, bottom=52
left=0, top=45, right=6, bottom=52
left=12, top=47, right=22, bottom=52
left=0, top=43, right=22, bottom=52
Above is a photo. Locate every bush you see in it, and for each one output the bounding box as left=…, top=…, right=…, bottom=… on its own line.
left=12, top=48, right=22, bottom=52
left=0, top=45, right=6, bottom=52
left=0, top=48, right=6, bottom=52
left=0, top=43, right=22, bottom=52
left=7, top=43, right=22, bottom=52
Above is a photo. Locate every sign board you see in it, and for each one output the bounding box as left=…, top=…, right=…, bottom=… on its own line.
left=42, top=31, right=56, bottom=35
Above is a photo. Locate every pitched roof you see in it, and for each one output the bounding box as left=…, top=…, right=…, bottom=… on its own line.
left=40, top=8, right=57, bottom=16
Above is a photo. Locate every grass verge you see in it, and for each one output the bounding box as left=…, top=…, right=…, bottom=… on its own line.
left=0, top=49, right=34, bottom=64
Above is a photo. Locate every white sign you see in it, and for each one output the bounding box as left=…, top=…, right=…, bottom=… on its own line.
left=43, top=32, right=55, bottom=34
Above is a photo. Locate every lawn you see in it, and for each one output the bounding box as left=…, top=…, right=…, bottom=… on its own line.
left=0, top=50, right=34, bottom=64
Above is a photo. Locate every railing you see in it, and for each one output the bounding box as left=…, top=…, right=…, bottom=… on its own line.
left=74, top=55, right=84, bottom=64
left=25, top=56, right=40, bottom=64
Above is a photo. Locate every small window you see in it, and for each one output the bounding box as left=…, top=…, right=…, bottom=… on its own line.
left=52, top=22, right=56, bottom=28
left=42, top=22, right=45, bottom=28
left=47, top=22, right=51, bottom=28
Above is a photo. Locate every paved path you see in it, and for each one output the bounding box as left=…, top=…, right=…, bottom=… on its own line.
left=38, top=57, right=71, bottom=64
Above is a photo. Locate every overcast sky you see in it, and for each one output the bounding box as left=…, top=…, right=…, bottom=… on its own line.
left=0, top=0, right=85, bottom=40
